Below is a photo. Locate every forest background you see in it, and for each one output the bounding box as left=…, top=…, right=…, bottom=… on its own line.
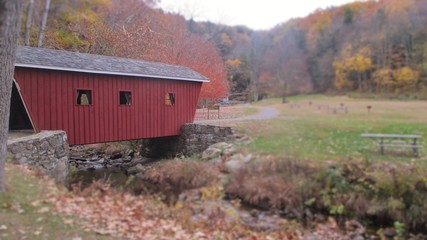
left=21, top=0, right=427, bottom=101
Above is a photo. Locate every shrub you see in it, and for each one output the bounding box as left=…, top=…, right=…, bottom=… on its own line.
left=225, top=157, right=427, bottom=233
left=140, top=160, right=219, bottom=197
left=225, top=159, right=322, bottom=216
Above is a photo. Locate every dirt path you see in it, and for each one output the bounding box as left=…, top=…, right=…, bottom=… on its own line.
left=195, top=106, right=294, bottom=124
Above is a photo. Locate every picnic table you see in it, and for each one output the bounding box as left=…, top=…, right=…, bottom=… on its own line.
left=361, top=133, right=422, bottom=156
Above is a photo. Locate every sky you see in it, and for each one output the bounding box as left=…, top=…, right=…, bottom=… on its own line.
left=158, top=0, right=360, bottom=30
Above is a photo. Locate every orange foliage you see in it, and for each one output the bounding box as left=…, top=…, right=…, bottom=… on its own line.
left=46, top=0, right=228, bottom=99
left=112, top=2, right=229, bottom=99
left=225, top=59, right=241, bottom=70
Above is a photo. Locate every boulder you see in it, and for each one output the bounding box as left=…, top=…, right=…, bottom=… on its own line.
left=209, top=142, right=230, bottom=150
left=223, top=159, right=245, bottom=174
left=232, top=133, right=252, bottom=144
left=202, top=142, right=240, bottom=161
left=223, top=145, right=237, bottom=156
left=124, top=149, right=135, bottom=158
left=222, top=154, right=253, bottom=174
left=202, top=148, right=222, bottom=161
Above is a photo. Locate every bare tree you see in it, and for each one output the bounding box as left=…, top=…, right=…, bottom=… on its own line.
left=37, top=0, right=51, bottom=47
left=249, top=31, right=271, bottom=102
left=24, top=0, right=35, bottom=46
left=0, top=0, right=23, bottom=191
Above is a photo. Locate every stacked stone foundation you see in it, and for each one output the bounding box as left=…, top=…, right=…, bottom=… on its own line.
left=7, top=131, right=69, bottom=183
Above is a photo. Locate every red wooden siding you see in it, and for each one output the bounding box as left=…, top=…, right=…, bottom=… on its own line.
left=14, top=67, right=202, bottom=145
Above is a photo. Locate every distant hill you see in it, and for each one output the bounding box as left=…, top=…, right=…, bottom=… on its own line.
left=21, top=0, right=427, bottom=100
left=192, top=0, right=427, bottom=98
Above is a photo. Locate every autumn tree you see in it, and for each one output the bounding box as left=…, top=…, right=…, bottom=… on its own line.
left=24, top=0, right=35, bottom=46
left=37, top=0, right=51, bottom=47
left=373, top=67, right=393, bottom=92
left=262, top=23, right=312, bottom=96
left=0, top=0, right=23, bottom=191
left=333, top=46, right=373, bottom=91
left=39, top=0, right=228, bottom=99
left=225, top=59, right=251, bottom=100
left=201, top=24, right=253, bottom=99
left=19, top=0, right=427, bottom=96
left=177, top=35, right=228, bottom=99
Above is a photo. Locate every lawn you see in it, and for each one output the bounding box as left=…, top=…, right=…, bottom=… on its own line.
left=0, top=163, right=114, bottom=240
left=195, top=104, right=259, bottom=121
left=3, top=95, right=427, bottom=238
left=228, top=95, right=427, bottom=164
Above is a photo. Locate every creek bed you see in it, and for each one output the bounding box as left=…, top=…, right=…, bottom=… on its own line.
left=68, top=146, right=424, bottom=239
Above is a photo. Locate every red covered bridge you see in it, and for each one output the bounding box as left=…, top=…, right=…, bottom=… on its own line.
left=10, top=46, right=208, bottom=145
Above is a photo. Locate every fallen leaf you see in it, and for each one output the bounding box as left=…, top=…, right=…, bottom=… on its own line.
left=30, top=200, right=41, bottom=207
left=38, top=207, right=50, bottom=213
left=64, top=219, right=74, bottom=225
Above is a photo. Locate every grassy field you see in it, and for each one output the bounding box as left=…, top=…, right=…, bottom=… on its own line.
left=195, top=104, right=259, bottom=120
left=226, top=95, right=427, bottom=164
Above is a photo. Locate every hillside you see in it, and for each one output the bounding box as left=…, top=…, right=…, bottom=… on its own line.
left=20, top=0, right=427, bottom=100
left=193, top=0, right=427, bottom=99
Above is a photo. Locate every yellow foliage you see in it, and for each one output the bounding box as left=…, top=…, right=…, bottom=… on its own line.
left=373, top=67, right=393, bottom=87
left=333, top=61, right=351, bottom=90
left=348, top=47, right=372, bottom=72
left=225, top=59, right=241, bottom=69
left=393, top=67, right=419, bottom=91
left=333, top=46, right=373, bottom=90
left=312, top=12, right=332, bottom=32
left=351, top=54, right=372, bottom=72
left=336, top=45, right=372, bottom=72
left=374, top=67, right=419, bottom=92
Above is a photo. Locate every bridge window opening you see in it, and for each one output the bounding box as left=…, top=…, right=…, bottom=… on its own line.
left=119, top=91, right=132, bottom=105
left=165, top=93, right=175, bottom=106
left=76, top=89, right=92, bottom=105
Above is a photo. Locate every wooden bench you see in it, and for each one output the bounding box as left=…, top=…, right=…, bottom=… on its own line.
left=361, top=133, right=422, bottom=156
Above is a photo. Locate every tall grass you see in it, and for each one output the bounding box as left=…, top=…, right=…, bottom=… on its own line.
left=225, top=158, right=427, bottom=233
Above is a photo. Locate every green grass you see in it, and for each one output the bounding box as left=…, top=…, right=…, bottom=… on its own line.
left=0, top=163, right=113, bottom=240
left=231, top=95, right=427, bottom=164
left=241, top=106, right=259, bottom=116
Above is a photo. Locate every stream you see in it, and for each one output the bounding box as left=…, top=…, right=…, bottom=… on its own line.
left=68, top=145, right=424, bottom=239
left=68, top=145, right=311, bottom=235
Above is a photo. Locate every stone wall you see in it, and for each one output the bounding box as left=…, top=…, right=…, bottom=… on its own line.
left=7, top=131, right=69, bottom=183
left=141, top=124, right=234, bottom=158
left=179, top=124, right=233, bottom=156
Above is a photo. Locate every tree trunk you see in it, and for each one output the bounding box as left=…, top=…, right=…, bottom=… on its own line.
left=24, top=0, right=35, bottom=46
left=37, top=0, right=51, bottom=47
left=357, top=72, right=362, bottom=92
left=0, top=0, right=23, bottom=191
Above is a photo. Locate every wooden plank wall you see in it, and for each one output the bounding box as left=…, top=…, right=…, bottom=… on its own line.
left=14, top=68, right=202, bottom=145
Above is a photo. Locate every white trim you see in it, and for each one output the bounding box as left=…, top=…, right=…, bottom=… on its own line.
left=15, top=63, right=210, bottom=83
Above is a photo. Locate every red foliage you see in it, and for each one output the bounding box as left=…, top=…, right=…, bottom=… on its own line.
left=181, top=36, right=228, bottom=99
left=77, top=0, right=229, bottom=99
